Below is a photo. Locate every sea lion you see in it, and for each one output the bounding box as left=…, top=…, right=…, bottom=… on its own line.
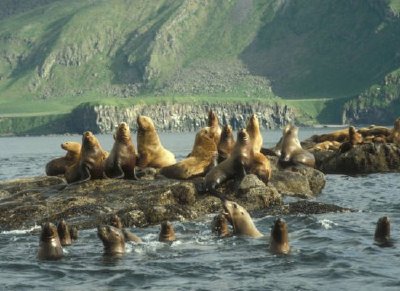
left=269, top=218, right=290, bottom=254
left=105, top=122, right=138, bottom=179
left=358, top=125, right=392, bottom=138
left=45, top=142, right=81, bottom=176
left=65, top=131, right=108, bottom=184
left=374, top=216, right=392, bottom=247
left=205, top=129, right=254, bottom=196
left=97, top=225, right=125, bottom=255
left=217, top=124, right=235, bottom=163
left=313, top=128, right=349, bottom=143
left=211, top=213, right=231, bottom=238
left=222, top=200, right=263, bottom=238
left=109, top=214, right=142, bottom=244
left=160, top=127, right=217, bottom=179
left=136, top=115, right=176, bottom=168
left=390, top=117, right=400, bottom=146
left=207, top=110, right=222, bottom=146
left=261, top=136, right=283, bottom=157
left=69, top=225, right=78, bottom=241
left=246, top=114, right=263, bottom=153
left=37, top=222, right=63, bottom=260
left=57, top=219, right=72, bottom=246
left=310, top=141, right=341, bottom=151
left=279, top=124, right=315, bottom=168
left=249, top=152, right=272, bottom=185
left=159, top=221, right=176, bottom=243
left=339, top=126, right=363, bottom=153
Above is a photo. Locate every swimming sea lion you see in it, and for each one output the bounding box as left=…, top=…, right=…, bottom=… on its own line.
left=217, top=124, right=235, bottom=163
left=105, top=122, right=138, bottom=179
left=269, top=218, right=290, bottom=254
left=279, top=124, right=315, bottom=168
left=246, top=114, right=263, bottom=153
left=374, top=216, right=392, bottom=247
left=159, top=221, right=176, bottom=243
left=136, top=115, right=176, bottom=168
left=65, top=131, right=108, bottom=183
left=205, top=129, right=254, bottom=195
left=222, top=200, right=263, bottom=238
left=45, top=142, right=81, bottom=176
left=57, top=219, right=72, bottom=246
left=69, top=225, right=78, bottom=241
left=249, top=152, right=272, bottom=185
left=339, top=126, right=363, bottom=153
left=160, top=127, right=217, bottom=179
left=109, top=214, right=142, bottom=244
left=38, top=222, right=63, bottom=260
left=97, top=225, right=125, bottom=255
left=211, top=213, right=231, bottom=238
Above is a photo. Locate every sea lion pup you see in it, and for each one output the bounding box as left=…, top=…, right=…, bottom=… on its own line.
left=269, top=218, right=290, bottom=254
left=57, top=219, right=72, bottom=246
left=136, top=115, right=176, bottom=168
left=390, top=117, right=400, bottom=146
left=38, top=222, right=63, bottom=260
left=159, top=221, right=176, bottom=243
left=279, top=124, right=315, bottom=168
left=246, top=114, right=263, bottom=153
left=222, top=200, right=263, bottom=238
left=160, top=127, right=217, bottom=179
left=109, top=214, right=142, bottom=244
left=207, top=110, right=222, bottom=146
left=65, top=131, right=108, bottom=184
left=217, top=124, right=235, bottom=163
left=374, top=216, right=392, bottom=247
left=205, top=129, right=253, bottom=196
left=97, top=225, right=125, bottom=255
left=45, top=142, right=81, bottom=176
left=339, top=126, right=363, bottom=153
left=105, top=122, right=138, bottom=180
left=249, top=152, right=272, bottom=185
left=211, top=213, right=231, bottom=238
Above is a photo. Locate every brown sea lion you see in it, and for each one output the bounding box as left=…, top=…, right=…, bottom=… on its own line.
left=311, top=141, right=341, bottom=151
left=69, top=225, right=78, bottom=241
left=339, top=126, right=363, bottom=153
left=390, top=117, right=400, bottom=146
left=222, top=200, right=263, bottom=238
left=358, top=125, right=392, bottom=138
left=65, top=131, right=108, bottom=184
left=97, top=225, right=125, bottom=255
left=105, top=122, right=138, bottom=179
left=205, top=129, right=254, bottom=196
left=160, top=127, right=217, bottom=179
left=374, top=216, right=392, bottom=247
left=211, top=213, right=231, bottom=238
left=249, top=152, right=272, bottom=185
left=207, top=110, right=222, bottom=146
left=246, top=114, right=263, bottom=153
left=217, top=124, right=235, bottom=163
left=136, top=115, right=176, bottom=168
left=279, top=124, right=315, bottom=168
left=37, top=222, right=63, bottom=260
left=109, top=214, right=142, bottom=244
left=45, top=142, right=81, bottom=176
left=269, top=218, right=290, bottom=254
left=159, top=221, right=176, bottom=243
left=313, top=128, right=349, bottom=143
left=57, top=219, right=72, bottom=246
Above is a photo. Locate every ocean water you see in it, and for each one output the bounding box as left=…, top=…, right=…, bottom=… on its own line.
left=0, top=128, right=399, bottom=290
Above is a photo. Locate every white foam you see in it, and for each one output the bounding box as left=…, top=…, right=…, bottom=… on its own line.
left=0, top=224, right=41, bottom=235
left=319, top=219, right=338, bottom=230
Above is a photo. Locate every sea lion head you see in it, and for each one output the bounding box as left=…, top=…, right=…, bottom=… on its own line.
left=97, top=225, right=125, bottom=255
left=137, top=115, right=155, bottom=132
left=69, top=226, right=78, bottom=241
left=115, top=122, right=131, bottom=142
left=211, top=213, right=230, bottom=237
left=110, top=214, right=123, bottom=229
left=269, top=218, right=290, bottom=254
left=61, top=141, right=81, bottom=154
left=374, top=216, right=391, bottom=246
left=247, top=114, right=260, bottom=131
left=237, top=129, right=250, bottom=145
left=82, top=131, right=100, bottom=150
left=40, top=222, right=59, bottom=242
left=57, top=219, right=72, bottom=246
left=38, top=222, right=63, bottom=260
left=159, top=221, right=176, bottom=243
left=221, top=124, right=233, bottom=140
left=208, top=110, right=219, bottom=128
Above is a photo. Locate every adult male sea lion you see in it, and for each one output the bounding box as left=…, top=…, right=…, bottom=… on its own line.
left=217, top=124, right=235, bottom=163
left=65, top=131, right=108, bottom=183
left=246, top=114, right=263, bottom=153
left=312, top=128, right=349, bottom=143
left=159, top=221, right=176, bottom=243
left=374, top=216, right=392, bottom=247
left=57, top=219, right=72, bottom=246
left=97, top=225, right=125, bottom=255
left=160, top=127, right=217, bottom=179
left=279, top=124, right=315, bottom=168
left=45, top=142, right=81, bottom=176
left=136, top=116, right=176, bottom=168
left=207, top=110, right=222, bottom=146
left=37, top=222, right=63, bottom=260
left=211, top=213, right=231, bottom=238
left=339, top=126, right=363, bottom=153
left=269, top=218, right=290, bottom=254
left=105, top=122, right=138, bottom=179
left=109, top=214, right=142, bottom=244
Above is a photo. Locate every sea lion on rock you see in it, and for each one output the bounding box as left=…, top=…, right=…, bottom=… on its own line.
left=279, top=124, right=315, bottom=168
left=269, top=218, right=290, bottom=254
left=45, top=142, right=81, bottom=176
left=310, top=141, right=341, bottom=151
left=105, top=122, right=138, bottom=179
left=160, top=127, right=217, bottom=179
left=97, top=225, right=125, bottom=255
left=136, top=116, right=176, bottom=168
left=159, top=221, right=176, bottom=243
left=339, top=126, right=363, bottom=153
left=109, top=214, right=142, bottom=244
left=57, top=219, right=72, bottom=246
left=249, top=152, right=272, bottom=185
left=207, top=110, right=222, bottom=146
left=217, top=124, right=235, bottom=163
left=312, top=128, right=349, bottom=143
left=223, top=200, right=263, bottom=238
left=246, top=114, right=263, bottom=153
left=38, top=222, right=63, bottom=260
left=374, top=216, right=392, bottom=247
left=390, top=117, right=400, bottom=146
left=211, top=213, right=231, bottom=238
left=65, top=131, right=108, bottom=183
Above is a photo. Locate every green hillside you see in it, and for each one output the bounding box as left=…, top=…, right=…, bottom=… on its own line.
left=0, top=0, right=400, bottom=123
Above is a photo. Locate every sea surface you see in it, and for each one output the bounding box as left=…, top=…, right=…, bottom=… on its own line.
left=0, top=128, right=399, bottom=290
